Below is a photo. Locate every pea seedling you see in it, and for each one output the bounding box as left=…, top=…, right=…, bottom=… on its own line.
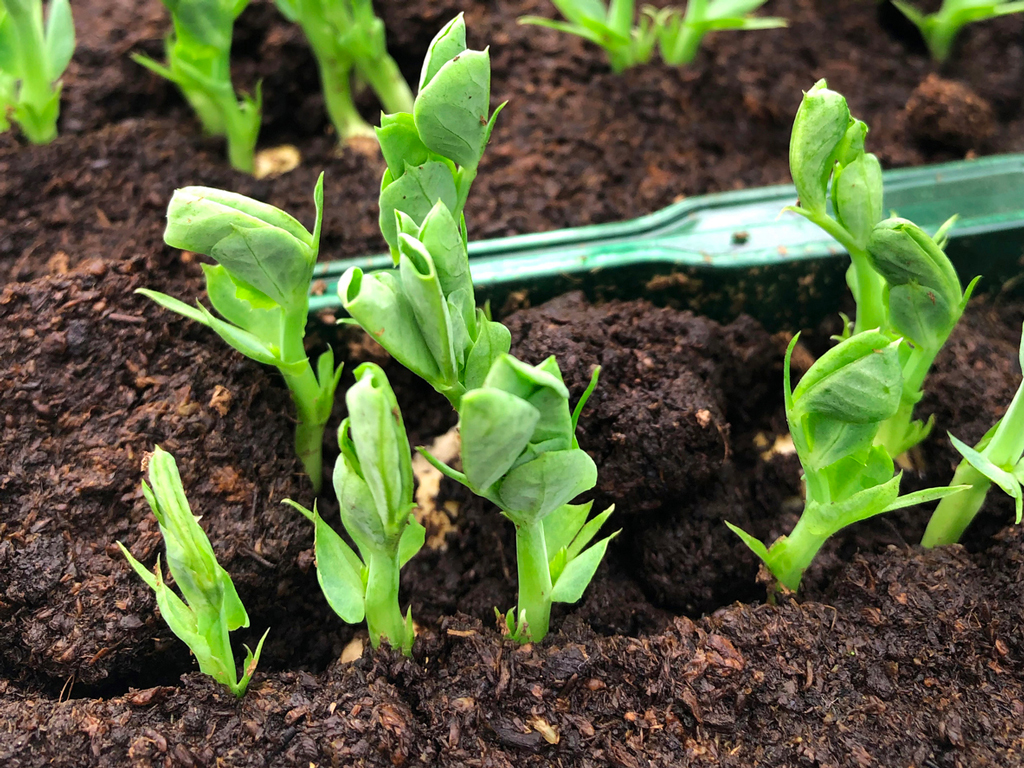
left=135, top=0, right=261, bottom=172
left=893, top=0, right=1024, bottom=62
left=727, top=332, right=966, bottom=590
left=286, top=363, right=425, bottom=654
left=139, top=175, right=343, bottom=493
left=922, top=323, right=1024, bottom=547
left=787, top=79, right=976, bottom=457
left=519, top=0, right=785, bottom=73
left=421, top=355, right=616, bottom=642
left=118, top=447, right=268, bottom=697
left=275, top=0, right=414, bottom=142
left=0, top=0, right=74, bottom=144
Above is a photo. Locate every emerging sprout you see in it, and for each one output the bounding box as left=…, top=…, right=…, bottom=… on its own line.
left=0, top=0, right=74, bottom=144
left=727, top=332, right=966, bottom=590
left=922, top=323, right=1024, bottom=547
left=139, top=175, right=343, bottom=493
left=893, top=0, right=1024, bottom=62
left=286, top=363, right=425, bottom=654
left=118, top=447, right=268, bottom=697
left=518, top=0, right=786, bottom=73
left=275, top=0, right=414, bottom=143
left=786, top=79, right=976, bottom=456
left=134, top=0, right=261, bottom=172
left=422, top=356, right=617, bottom=642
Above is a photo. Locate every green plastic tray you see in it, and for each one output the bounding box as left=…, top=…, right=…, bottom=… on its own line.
left=312, top=154, right=1024, bottom=330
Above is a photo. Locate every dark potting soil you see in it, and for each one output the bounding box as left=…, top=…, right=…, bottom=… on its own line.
left=3, top=0, right=1024, bottom=285
left=4, top=257, right=1024, bottom=764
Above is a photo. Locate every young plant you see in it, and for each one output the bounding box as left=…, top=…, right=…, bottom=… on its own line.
left=922, top=323, right=1024, bottom=547
left=275, top=0, right=414, bottom=143
left=893, top=0, right=1024, bottom=62
left=787, top=79, right=976, bottom=456
left=0, top=0, right=74, bottom=144
left=118, top=447, right=268, bottom=697
left=518, top=1, right=785, bottom=73
left=340, top=14, right=509, bottom=408
left=138, top=175, right=342, bottom=493
left=286, top=363, right=425, bottom=654
left=135, top=0, right=261, bottom=172
left=727, top=331, right=966, bottom=591
left=421, top=354, right=617, bottom=643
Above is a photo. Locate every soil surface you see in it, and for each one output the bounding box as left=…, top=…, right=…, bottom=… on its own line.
left=3, top=0, right=1023, bottom=285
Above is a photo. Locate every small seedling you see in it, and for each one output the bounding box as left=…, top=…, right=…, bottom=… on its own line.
left=519, top=0, right=785, bottom=73
left=286, top=363, right=425, bottom=654
left=421, top=355, right=617, bottom=642
left=786, top=79, right=976, bottom=457
left=118, top=447, right=268, bottom=697
left=727, top=331, right=966, bottom=590
left=922, top=323, right=1024, bottom=547
left=139, top=175, right=343, bottom=493
left=275, top=0, right=414, bottom=142
left=893, top=0, right=1024, bottom=62
left=0, top=0, right=74, bottom=143
left=135, top=0, right=261, bottom=172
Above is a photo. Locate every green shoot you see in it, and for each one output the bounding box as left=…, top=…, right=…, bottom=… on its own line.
left=786, top=79, right=976, bottom=457
left=138, top=175, right=343, bottom=493
left=893, top=0, right=1024, bottom=62
left=727, top=332, right=967, bottom=591
left=421, top=356, right=617, bottom=643
left=922, top=323, right=1024, bottom=547
left=339, top=14, right=509, bottom=409
left=0, top=0, right=74, bottom=143
left=134, top=0, right=261, bottom=172
left=518, top=1, right=786, bottom=73
left=118, top=447, right=268, bottom=697
left=285, top=363, right=425, bottom=654
left=275, top=0, right=414, bottom=143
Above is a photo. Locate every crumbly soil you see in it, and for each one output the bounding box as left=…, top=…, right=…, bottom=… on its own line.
left=3, top=0, right=1024, bottom=285
left=4, top=0, right=1024, bottom=763
left=4, top=259, right=1024, bottom=763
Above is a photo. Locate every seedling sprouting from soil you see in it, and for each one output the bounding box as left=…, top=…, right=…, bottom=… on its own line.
left=286, top=363, right=425, bottom=654
left=340, top=16, right=615, bottom=643
left=727, top=331, right=967, bottom=590
left=519, top=0, right=786, bottom=73
left=787, top=79, right=977, bottom=457
left=922, top=323, right=1024, bottom=547
left=139, top=175, right=343, bottom=493
left=421, top=356, right=617, bottom=642
left=134, top=0, right=261, bottom=172
left=118, top=447, right=268, bottom=697
left=893, top=0, right=1024, bottom=62
left=275, top=0, right=414, bottom=143
left=0, top=0, right=74, bottom=143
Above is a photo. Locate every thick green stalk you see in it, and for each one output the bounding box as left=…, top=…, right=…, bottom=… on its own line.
left=364, top=550, right=407, bottom=651
left=922, top=384, right=1024, bottom=547
left=199, top=601, right=245, bottom=695
left=874, top=343, right=938, bottom=456
left=318, top=54, right=374, bottom=140
left=8, top=2, right=58, bottom=143
left=355, top=53, right=414, bottom=115
left=513, top=518, right=553, bottom=642
left=766, top=508, right=829, bottom=591
left=279, top=307, right=327, bottom=492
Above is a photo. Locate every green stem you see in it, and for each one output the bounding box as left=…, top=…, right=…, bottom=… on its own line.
left=875, top=343, right=939, bottom=455
left=8, top=2, right=59, bottom=143
left=279, top=307, right=327, bottom=492
left=454, top=164, right=479, bottom=222
left=196, top=602, right=243, bottom=695
left=355, top=53, right=414, bottom=115
left=512, top=518, right=553, bottom=642
left=318, top=54, right=375, bottom=142
left=920, top=459, right=990, bottom=547
left=766, top=509, right=829, bottom=591
left=364, top=550, right=410, bottom=652
left=221, top=98, right=258, bottom=174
